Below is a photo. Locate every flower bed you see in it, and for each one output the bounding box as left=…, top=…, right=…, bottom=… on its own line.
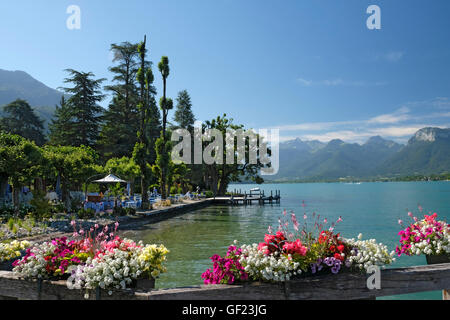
left=11, top=221, right=169, bottom=295
left=202, top=206, right=394, bottom=284
left=0, top=240, right=32, bottom=270
left=396, top=208, right=450, bottom=258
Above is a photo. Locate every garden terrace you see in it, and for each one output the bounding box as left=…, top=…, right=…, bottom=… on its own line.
left=1, top=263, right=449, bottom=300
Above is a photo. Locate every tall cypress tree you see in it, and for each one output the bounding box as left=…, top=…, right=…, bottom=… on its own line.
left=58, top=69, right=105, bottom=148
left=0, top=99, right=46, bottom=146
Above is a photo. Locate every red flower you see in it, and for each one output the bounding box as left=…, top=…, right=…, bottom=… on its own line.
left=334, top=253, right=344, bottom=261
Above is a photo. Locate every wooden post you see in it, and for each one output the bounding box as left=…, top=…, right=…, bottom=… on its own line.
left=444, top=289, right=450, bottom=300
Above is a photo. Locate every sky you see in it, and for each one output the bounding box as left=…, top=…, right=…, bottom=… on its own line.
left=0, top=0, right=449, bottom=144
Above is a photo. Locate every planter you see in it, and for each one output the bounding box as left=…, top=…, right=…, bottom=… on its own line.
left=426, top=254, right=450, bottom=265
left=130, top=277, right=155, bottom=291
left=0, top=260, right=15, bottom=271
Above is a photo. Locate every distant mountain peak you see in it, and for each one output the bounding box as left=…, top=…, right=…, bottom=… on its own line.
left=410, top=127, right=450, bottom=143
left=364, top=135, right=402, bottom=150
left=328, top=139, right=345, bottom=146
left=366, top=136, right=385, bottom=143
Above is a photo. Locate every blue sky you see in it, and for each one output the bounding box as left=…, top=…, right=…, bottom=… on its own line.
left=0, top=0, right=449, bottom=144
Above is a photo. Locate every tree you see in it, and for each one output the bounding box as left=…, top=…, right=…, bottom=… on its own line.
left=202, top=114, right=268, bottom=195
left=172, top=90, right=201, bottom=190
left=0, top=99, right=45, bottom=145
left=43, top=145, right=99, bottom=211
left=156, top=56, right=174, bottom=199
left=104, top=156, right=140, bottom=195
left=98, top=42, right=141, bottom=159
left=0, top=132, right=43, bottom=212
left=132, top=35, right=155, bottom=209
left=48, top=96, right=73, bottom=146
left=58, top=69, right=106, bottom=148
left=174, top=90, right=195, bottom=131
left=146, top=94, right=162, bottom=164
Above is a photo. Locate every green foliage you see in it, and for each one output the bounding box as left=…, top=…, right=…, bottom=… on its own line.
left=43, top=145, right=99, bottom=211
left=105, top=157, right=140, bottom=183
left=169, top=186, right=178, bottom=194
left=7, top=218, right=14, bottom=230
left=48, top=96, right=73, bottom=146
left=99, top=42, right=141, bottom=160
left=77, top=208, right=95, bottom=220
left=0, top=99, right=46, bottom=145
left=29, top=190, right=52, bottom=220
left=49, top=202, right=66, bottom=214
left=113, top=206, right=129, bottom=217
left=201, top=114, right=267, bottom=195
left=109, top=182, right=125, bottom=199
left=159, top=97, right=173, bottom=111
left=158, top=56, right=170, bottom=78
left=57, top=69, right=106, bottom=148
left=0, top=132, right=43, bottom=210
left=205, top=191, right=214, bottom=198
left=174, top=90, right=195, bottom=130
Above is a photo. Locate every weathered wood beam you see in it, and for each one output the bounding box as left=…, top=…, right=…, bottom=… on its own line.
left=1, top=263, right=449, bottom=300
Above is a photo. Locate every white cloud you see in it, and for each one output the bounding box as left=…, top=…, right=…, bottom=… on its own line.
left=297, top=125, right=448, bottom=144
left=374, top=51, right=404, bottom=62
left=367, top=107, right=411, bottom=124
left=296, top=77, right=387, bottom=87
left=274, top=97, right=450, bottom=144
left=384, top=51, right=404, bottom=62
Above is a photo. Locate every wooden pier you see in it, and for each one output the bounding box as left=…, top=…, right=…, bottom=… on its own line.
left=214, top=188, right=281, bottom=205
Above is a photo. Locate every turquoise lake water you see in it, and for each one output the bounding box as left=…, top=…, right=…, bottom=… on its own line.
left=121, top=181, right=450, bottom=300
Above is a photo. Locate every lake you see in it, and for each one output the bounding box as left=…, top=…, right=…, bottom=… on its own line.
left=120, top=181, right=450, bottom=300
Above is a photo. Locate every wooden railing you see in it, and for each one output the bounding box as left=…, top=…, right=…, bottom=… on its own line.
left=1, top=263, right=449, bottom=300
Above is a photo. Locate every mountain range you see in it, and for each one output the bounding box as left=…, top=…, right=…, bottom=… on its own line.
left=0, top=69, right=449, bottom=180
left=272, top=127, right=450, bottom=181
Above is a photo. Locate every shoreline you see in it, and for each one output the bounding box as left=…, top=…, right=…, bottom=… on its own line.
left=4, top=199, right=215, bottom=243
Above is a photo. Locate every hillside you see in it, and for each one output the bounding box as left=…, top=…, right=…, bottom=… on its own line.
left=377, top=127, right=450, bottom=176
left=0, top=69, right=64, bottom=126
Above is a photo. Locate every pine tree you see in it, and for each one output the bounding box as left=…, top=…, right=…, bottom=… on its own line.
left=59, top=69, right=105, bottom=148
left=0, top=99, right=46, bottom=145
left=98, top=42, right=141, bottom=159
left=174, top=90, right=195, bottom=131
left=48, top=96, right=73, bottom=146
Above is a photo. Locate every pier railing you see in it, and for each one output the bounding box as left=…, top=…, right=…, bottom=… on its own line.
left=1, top=263, right=449, bottom=300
